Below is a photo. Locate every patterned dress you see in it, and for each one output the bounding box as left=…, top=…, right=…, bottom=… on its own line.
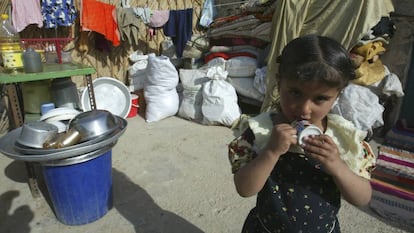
left=228, top=112, right=376, bottom=233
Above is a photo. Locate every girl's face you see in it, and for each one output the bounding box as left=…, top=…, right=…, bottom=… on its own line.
left=278, top=78, right=340, bottom=129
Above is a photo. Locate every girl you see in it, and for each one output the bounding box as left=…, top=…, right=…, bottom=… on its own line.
left=228, top=35, right=376, bottom=233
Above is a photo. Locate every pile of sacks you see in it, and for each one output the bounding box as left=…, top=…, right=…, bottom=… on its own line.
left=128, top=52, right=241, bottom=127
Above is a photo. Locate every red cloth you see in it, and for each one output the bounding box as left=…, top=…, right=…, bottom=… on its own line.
left=81, top=0, right=120, bottom=46
left=204, top=51, right=256, bottom=63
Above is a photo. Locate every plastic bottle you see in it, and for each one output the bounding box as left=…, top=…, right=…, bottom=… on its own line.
left=0, top=14, right=24, bottom=73
left=22, top=47, right=43, bottom=73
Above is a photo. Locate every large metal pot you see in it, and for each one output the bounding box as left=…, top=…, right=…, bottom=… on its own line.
left=48, top=110, right=119, bottom=148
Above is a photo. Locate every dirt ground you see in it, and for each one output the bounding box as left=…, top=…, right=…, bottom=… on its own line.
left=0, top=115, right=412, bottom=233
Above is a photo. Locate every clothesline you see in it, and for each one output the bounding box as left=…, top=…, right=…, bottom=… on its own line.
left=214, top=1, right=247, bottom=7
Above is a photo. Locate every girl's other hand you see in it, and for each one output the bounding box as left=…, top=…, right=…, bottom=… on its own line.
left=302, top=135, right=347, bottom=176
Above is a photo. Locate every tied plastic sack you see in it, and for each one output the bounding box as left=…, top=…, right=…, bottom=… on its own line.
left=201, top=67, right=241, bottom=127
left=144, top=53, right=179, bottom=122
left=178, top=69, right=209, bottom=122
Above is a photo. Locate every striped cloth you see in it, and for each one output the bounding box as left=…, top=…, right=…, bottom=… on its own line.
left=370, top=189, right=414, bottom=228
left=369, top=144, right=414, bottom=229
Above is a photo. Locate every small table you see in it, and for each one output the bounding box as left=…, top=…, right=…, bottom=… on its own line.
left=0, top=63, right=97, bottom=198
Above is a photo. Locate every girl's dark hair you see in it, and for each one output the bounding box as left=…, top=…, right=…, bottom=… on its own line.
left=277, top=34, right=355, bottom=90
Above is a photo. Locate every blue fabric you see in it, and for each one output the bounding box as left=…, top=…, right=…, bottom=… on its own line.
left=41, top=0, right=76, bottom=28
left=163, top=8, right=193, bottom=58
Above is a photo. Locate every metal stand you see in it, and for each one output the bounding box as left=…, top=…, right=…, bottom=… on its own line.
left=5, top=84, right=41, bottom=198
left=0, top=63, right=97, bottom=199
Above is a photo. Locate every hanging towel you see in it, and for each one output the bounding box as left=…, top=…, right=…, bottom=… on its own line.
left=41, top=0, right=76, bottom=28
left=12, top=0, right=43, bottom=32
left=163, top=8, right=193, bottom=58
left=116, top=7, right=141, bottom=46
left=81, top=0, right=120, bottom=46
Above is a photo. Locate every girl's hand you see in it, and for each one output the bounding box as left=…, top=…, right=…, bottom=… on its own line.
left=302, top=135, right=346, bottom=176
left=265, top=113, right=297, bottom=157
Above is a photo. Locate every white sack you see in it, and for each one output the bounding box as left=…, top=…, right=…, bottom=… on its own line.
left=178, top=69, right=209, bottom=121
left=145, top=53, right=179, bottom=89
left=144, top=53, right=179, bottom=122
left=128, top=53, right=148, bottom=91
left=178, top=89, right=204, bottom=121
left=145, top=86, right=179, bottom=123
left=228, top=77, right=264, bottom=102
left=202, top=67, right=241, bottom=127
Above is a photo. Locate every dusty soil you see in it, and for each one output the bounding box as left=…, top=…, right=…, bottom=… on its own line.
left=0, top=115, right=412, bottom=233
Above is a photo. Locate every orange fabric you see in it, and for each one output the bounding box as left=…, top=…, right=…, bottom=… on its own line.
left=81, top=0, right=120, bottom=46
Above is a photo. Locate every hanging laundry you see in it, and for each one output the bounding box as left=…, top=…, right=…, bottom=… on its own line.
left=12, top=0, right=43, bottom=32
left=132, top=7, right=151, bottom=25
left=199, top=0, right=216, bottom=27
left=41, top=0, right=76, bottom=28
left=116, top=8, right=141, bottom=46
left=149, top=10, right=169, bottom=28
left=81, top=0, right=120, bottom=47
left=163, top=8, right=193, bottom=58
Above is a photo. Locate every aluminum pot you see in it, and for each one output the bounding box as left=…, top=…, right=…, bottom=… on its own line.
left=69, top=109, right=119, bottom=142
left=17, top=121, right=59, bottom=148
left=49, top=110, right=118, bottom=148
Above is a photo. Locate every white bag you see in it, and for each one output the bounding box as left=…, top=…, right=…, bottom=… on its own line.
left=178, top=69, right=209, bottom=121
left=145, top=86, right=179, bottom=123
left=144, top=53, right=179, bottom=122
left=127, top=53, right=148, bottom=91
left=201, top=67, right=241, bottom=127
left=145, top=53, right=179, bottom=90
left=228, top=77, right=264, bottom=102
left=178, top=88, right=204, bottom=121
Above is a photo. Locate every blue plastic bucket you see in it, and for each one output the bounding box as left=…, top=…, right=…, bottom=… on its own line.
left=41, top=146, right=113, bottom=225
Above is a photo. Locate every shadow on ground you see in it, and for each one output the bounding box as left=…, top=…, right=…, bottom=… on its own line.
left=1, top=160, right=34, bottom=233
left=112, top=169, right=203, bottom=233
left=0, top=190, right=34, bottom=233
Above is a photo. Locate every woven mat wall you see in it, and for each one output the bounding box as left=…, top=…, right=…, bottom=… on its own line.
left=69, top=0, right=204, bottom=87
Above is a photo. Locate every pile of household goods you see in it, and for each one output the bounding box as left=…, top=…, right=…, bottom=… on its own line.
left=128, top=0, right=275, bottom=127
left=0, top=108, right=128, bottom=226
left=0, top=109, right=127, bottom=162
left=370, top=119, right=414, bottom=229
left=127, top=0, right=404, bottom=137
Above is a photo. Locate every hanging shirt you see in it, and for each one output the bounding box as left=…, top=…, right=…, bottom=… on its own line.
left=163, top=8, right=193, bottom=58
left=41, top=0, right=76, bottom=28
left=12, top=0, right=43, bottom=32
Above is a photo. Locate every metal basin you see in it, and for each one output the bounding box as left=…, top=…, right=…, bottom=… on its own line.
left=16, top=121, right=59, bottom=148
left=68, top=109, right=119, bottom=142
